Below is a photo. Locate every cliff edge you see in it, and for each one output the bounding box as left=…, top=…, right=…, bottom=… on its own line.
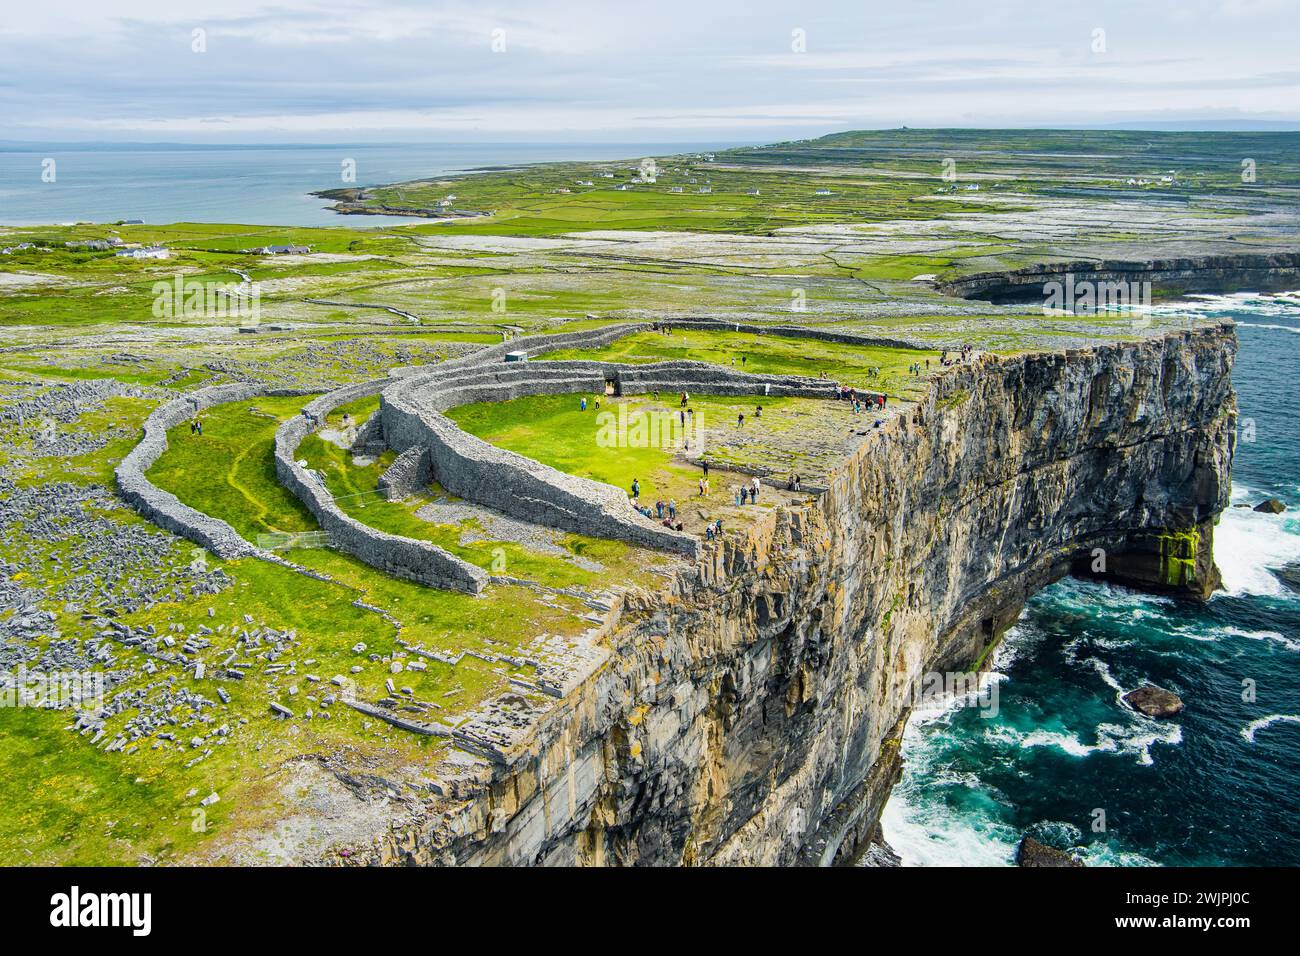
left=351, top=322, right=1236, bottom=866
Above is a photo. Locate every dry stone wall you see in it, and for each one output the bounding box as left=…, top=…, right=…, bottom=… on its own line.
left=115, top=383, right=314, bottom=559
left=121, top=321, right=910, bottom=593
left=273, top=379, right=489, bottom=594
left=380, top=357, right=836, bottom=556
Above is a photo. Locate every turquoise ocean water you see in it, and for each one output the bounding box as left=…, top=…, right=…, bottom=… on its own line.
left=882, top=293, right=1300, bottom=866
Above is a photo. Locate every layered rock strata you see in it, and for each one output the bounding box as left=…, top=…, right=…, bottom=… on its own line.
left=348, top=323, right=1235, bottom=866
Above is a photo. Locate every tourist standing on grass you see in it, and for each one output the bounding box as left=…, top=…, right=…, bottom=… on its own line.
left=702, top=459, right=709, bottom=478
left=581, top=397, right=587, bottom=411
left=668, top=500, right=677, bottom=521
left=737, top=412, right=745, bottom=428
left=752, top=477, right=761, bottom=500
left=632, top=478, right=640, bottom=501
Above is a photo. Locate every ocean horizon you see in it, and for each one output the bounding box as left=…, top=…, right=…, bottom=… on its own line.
left=0, top=141, right=745, bottom=229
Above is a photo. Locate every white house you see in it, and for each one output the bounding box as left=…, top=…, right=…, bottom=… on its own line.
left=115, top=245, right=169, bottom=260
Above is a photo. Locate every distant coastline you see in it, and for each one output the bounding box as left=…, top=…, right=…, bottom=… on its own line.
left=0, top=141, right=733, bottom=228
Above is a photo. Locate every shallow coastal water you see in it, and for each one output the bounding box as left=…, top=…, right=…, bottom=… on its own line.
left=881, top=292, right=1300, bottom=866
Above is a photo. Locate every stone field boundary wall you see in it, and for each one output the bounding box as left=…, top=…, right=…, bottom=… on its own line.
left=273, top=379, right=490, bottom=594
left=115, top=383, right=317, bottom=560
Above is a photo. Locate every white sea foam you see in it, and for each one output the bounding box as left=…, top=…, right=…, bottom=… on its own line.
left=1241, top=714, right=1300, bottom=743
left=1153, top=291, right=1300, bottom=319
left=1214, top=487, right=1300, bottom=598
left=985, top=717, right=1181, bottom=766
left=1236, top=322, right=1300, bottom=333
left=878, top=793, right=1018, bottom=867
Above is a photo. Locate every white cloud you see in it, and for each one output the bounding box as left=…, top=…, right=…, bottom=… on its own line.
left=3, top=0, right=1297, bottom=140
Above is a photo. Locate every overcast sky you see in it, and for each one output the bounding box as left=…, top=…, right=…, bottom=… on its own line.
left=2, top=0, right=1298, bottom=143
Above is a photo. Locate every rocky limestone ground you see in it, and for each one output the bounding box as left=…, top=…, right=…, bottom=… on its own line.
left=0, top=283, right=1247, bottom=867
left=3, top=128, right=1293, bottom=863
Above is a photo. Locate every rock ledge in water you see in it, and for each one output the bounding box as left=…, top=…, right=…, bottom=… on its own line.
left=1124, top=684, right=1184, bottom=718
left=1254, top=498, right=1286, bottom=514
left=1016, top=836, right=1083, bottom=867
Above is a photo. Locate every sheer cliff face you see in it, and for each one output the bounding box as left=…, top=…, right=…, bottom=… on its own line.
left=368, top=324, right=1237, bottom=867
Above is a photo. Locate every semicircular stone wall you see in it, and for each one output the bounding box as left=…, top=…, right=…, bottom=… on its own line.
left=378, top=357, right=838, bottom=557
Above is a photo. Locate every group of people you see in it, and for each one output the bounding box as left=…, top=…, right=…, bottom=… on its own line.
left=907, top=360, right=930, bottom=376
left=579, top=396, right=602, bottom=412
left=735, top=475, right=763, bottom=506
left=652, top=499, right=684, bottom=531
left=630, top=481, right=685, bottom=531
left=938, top=345, right=975, bottom=367
left=839, top=386, right=886, bottom=414
left=188, top=416, right=203, bottom=436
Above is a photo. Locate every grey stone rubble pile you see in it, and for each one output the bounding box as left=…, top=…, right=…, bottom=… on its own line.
left=0, top=479, right=231, bottom=614
left=0, top=377, right=156, bottom=428
left=79, top=677, right=223, bottom=757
